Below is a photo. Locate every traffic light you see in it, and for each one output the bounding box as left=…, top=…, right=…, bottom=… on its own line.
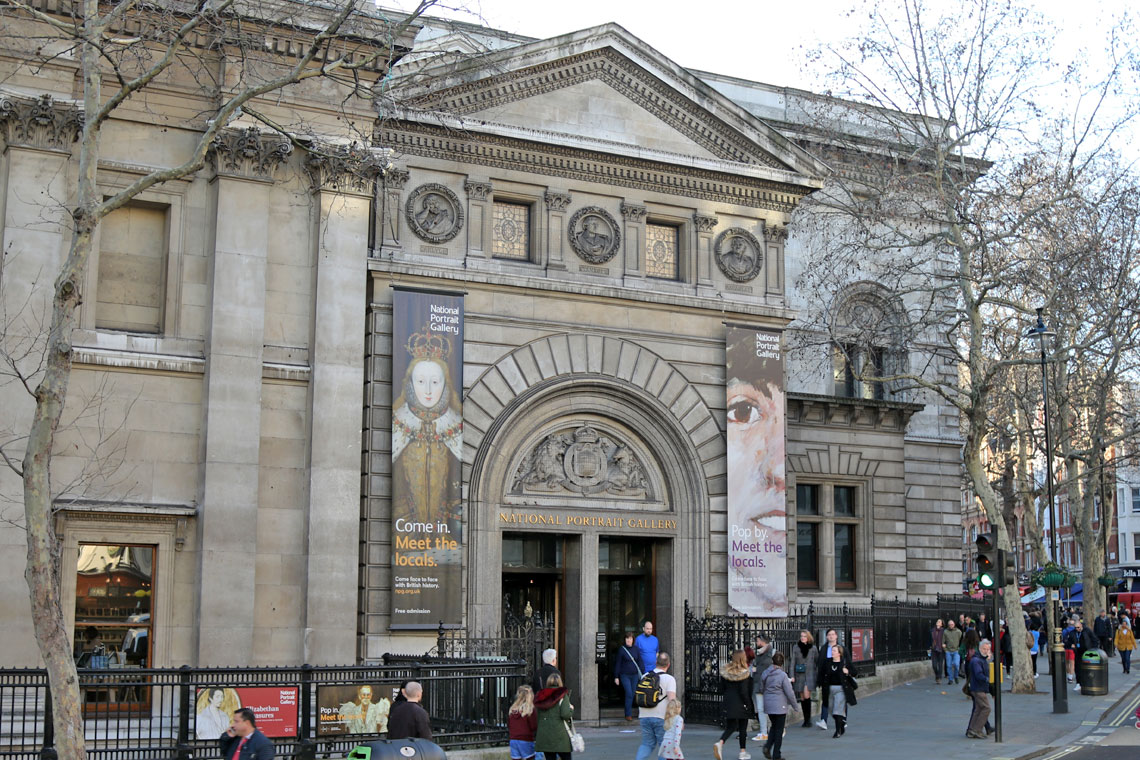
left=976, top=532, right=998, bottom=589
left=1000, top=551, right=1016, bottom=588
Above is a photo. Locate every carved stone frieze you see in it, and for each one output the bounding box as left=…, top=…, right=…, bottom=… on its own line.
left=383, top=168, right=410, bottom=190
left=464, top=180, right=492, bottom=201
left=0, top=94, right=83, bottom=151
left=305, top=142, right=389, bottom=195
left=714, top=227, right=763, bottom=283
left=378, top=124, right=806, bottom=213
left=405, top=183, right=464, bottom=243
left=620, top=202, right=647, bottom=223
left=209, top=127, right=293, bottom=181
left=511, top=425, right=650, bottom=498
left=544, top=191, right=572, bottom=212
left=567, top=206, right=621, bottom=264
left=694, top=214, right=718, bottom=233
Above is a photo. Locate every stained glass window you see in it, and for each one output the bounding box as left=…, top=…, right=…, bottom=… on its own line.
left=493, top=201, right=530, bottom=260
left=645, top=223, right=678, bottom=279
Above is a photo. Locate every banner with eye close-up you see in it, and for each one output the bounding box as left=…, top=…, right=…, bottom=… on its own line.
left=725, top=325, right=787, bottom=618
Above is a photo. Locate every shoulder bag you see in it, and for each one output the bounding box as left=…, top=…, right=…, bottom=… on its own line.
left=564, top=718, right=585, bottom=753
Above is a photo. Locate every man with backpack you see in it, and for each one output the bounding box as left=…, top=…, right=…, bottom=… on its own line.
left=634, top=652, right=677, bottom=760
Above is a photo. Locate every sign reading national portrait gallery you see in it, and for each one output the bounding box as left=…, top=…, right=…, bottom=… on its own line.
left=390, top=287, right=464, bottom=629
left=725, top=325, right=787, bottom=617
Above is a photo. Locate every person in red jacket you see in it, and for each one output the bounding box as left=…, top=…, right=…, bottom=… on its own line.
left=508, top=685, right=538, bottom=760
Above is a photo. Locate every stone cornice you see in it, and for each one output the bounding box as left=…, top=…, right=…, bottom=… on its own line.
left=305, top=142, right=390, bottom=195
left=379, top=123, right=811, bottom=213
left=403, top=48, right=787, bottom=170
left=0, top=93, right=82, bottom=152
left=787, top=391, right=923, bottom=432
left=209, top=127, right=292, bottom=182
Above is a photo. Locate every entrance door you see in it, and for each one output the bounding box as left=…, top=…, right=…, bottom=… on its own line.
left=502, top=533, right=563, bottom=675
left=597, top=538, right=653, bottom=710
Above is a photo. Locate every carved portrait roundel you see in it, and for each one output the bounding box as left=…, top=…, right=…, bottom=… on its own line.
left=714, top=228, right=763, bottom=283
left=568, top=206, right=621, bottom=265
left=406, top=183, right=464, bottom=243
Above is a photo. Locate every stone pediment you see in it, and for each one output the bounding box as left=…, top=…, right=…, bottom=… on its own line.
left=510, top=424, right=654, bottom=500
left=388, top=25, right=829, bottom=183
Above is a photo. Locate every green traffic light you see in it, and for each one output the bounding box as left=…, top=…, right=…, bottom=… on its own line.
left=979, top=572, right=996, bottom=589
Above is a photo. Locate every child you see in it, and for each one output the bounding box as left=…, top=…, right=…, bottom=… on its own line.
left=660, top=698, right=684, bottom=759
left=508, top=684, right=537, bottom=760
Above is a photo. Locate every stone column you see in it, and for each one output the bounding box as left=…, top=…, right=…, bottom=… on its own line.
left=197, top=128, right=291, bottom=664
left=765, top=223, right=788, bottom=297
left=376, top=168, right=409, bottom=255
left=464, top=180, right=492, bottom=262
left=543, top=191, right=571, bottom=271
left=694, top=213, right=718, bottom=293
left=302, top=145, right=383, bottom=664
left=621, top=202, right=647, bottom=281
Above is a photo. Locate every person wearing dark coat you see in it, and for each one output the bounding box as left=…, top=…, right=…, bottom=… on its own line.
left=534, top=675, right=573, bottom=760
left=999, top=623, right=1012, bottom=676
left=613, top=631, right=642, bottom=721
left=219, top=708, right=275, bottom=760
left=1093, top=611, right=1114, bottom=655
left=819, top=645, right=851, bottom=738
left=713, top=649, right=752, bottom=760
left=789, top=629, right=819, bottom=728
left=965, top=641, right=992, bottom=739
left=814, top=629, right=850, bottom=731
left=977, top=614, right=993, bottom=642
left=532, top=649, right=562, bottom=693
left=387, top=682, right=432, bottom=740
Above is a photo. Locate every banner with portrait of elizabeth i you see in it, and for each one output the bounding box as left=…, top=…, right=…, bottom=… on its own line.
left=725, top=325, right=787, bottom=617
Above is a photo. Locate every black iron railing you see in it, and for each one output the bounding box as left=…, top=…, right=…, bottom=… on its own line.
left=0, top=660, right=524, bottom=760
left=683, top=594, right=989, bottom=724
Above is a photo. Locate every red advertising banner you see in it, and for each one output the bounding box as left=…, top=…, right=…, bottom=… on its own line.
left=849, top=628, right=874, bottom=662
left=194, top=687, right=298, bottom=740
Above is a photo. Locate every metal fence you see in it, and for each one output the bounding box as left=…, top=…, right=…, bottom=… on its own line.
left=0, top=660, right=524, bottom=760
left=683, top=595, right=989, bottom=724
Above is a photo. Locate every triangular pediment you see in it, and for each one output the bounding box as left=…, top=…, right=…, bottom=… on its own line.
left=389, top=25, right=829, bottom=184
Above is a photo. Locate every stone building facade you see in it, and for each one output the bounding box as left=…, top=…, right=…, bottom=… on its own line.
left=0, top=14, right=962, bottom=721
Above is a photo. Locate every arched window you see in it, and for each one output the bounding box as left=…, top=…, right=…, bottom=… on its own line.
left=830, top=283, right=907, bottom=400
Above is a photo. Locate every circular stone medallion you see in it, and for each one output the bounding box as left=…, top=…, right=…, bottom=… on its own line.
left=406, top=183, right=463, bottom=243
left=714, top=228, right=763, bottom=282
left=567, top=206, right=621, bottom=264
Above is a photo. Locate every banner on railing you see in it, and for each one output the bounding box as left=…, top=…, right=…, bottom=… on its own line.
left=391, top=287, right=465, bottom=629
left=194, top=687, right=298, bottom=739
left=316, top=684, right=402, bottom=736
left=725, top=325, right=787, bottom=618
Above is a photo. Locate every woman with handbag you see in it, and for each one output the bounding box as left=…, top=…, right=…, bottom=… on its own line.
left=713, top=649, right=753, bottom=760
left=789, top=629, right=817, bottom=728
left=534, top=673, right=575, bottom=760
left=819, top=645, right=849, bottom=737
left=613, top=631, right=642, bottom=721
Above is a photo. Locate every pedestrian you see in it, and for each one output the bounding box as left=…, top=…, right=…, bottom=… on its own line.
left=1114, top=617, right=1134, bottom=674
left=942, top=619, right=963, bottom=685
left=999, top=621, right=1012, bottom=677
left=1062, top=618, right=1078, bottom=682
left=789, top=629, right=818, bottom=727
left=534, top=674, right=573, bottom=760
left=1027, top=622, right=1041, bottom=678
left=636, top=653, right=678, bottom=760
left=219, top=708, right=274, bottom=760
left=930, top=619, right=946, bottom=684
left=819, top=644, right=849, bottom=738
left=814, top=629, right=848, bottom=730
left=977, top=613, right=993, bottom=642
left=748, top=634, right=774, bottom=740
left=613, top=631, right=642, bottom=722
left=635, top=621, right=660, bottom=675
left=759, top=651, right=797, bottom=759
left=1094, top=610, right=1113, bottom=655
left=388, top=681, right=432, bottom=740
left=965, top=640, right=993, bottom=739
left=660, top=699, right=685, bottom=760
left=532, top=649, right=562, bottom=694
left=714, top=649, right=753, bottom=760
left=509, top=685, right=537, bottom=760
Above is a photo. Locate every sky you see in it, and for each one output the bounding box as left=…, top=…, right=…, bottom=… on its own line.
left=386, top=0, right=1135, bottom=93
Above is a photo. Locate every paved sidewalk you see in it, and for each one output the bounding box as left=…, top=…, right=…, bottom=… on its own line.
left=566, top=666, right=1140, bottom=760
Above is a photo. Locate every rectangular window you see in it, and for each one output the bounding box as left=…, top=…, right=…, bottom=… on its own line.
left=832, top=345, right=855, bottom=397
left=832, top=344, right=884, bottom=399
left=1132, top=488, right=1140, bottom=512
left=1134, top=533, right=1139, bottom=562
left=645, top=223, right=678, bottom=279
left=797, top=523, right=819, bottom=588
left=796, top=484, right=819, bottom=515
left=74, top=544, right=155, bottom=668
left=96, top=203, right=167, bottom=333
left=492, top=200, right=531, bottom=260
left=835, top=524, right=855, bottom=588
left=834, top=486, right=855, bottom=516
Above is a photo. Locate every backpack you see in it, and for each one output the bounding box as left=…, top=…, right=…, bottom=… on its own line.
left=634, top=670, right=665, bottom=708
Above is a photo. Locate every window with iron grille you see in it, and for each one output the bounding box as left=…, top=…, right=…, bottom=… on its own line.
left=492, top=201, right=531, bottom=260
left=645, top=223, right=678, bottom=279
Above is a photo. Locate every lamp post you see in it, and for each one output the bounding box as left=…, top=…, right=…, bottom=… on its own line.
left=1025, top=307, right=1067, bottom=714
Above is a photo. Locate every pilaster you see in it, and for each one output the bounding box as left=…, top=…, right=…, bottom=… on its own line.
left=620, top=202, right=647, bottom=280
left=694, top=213, right=718, bottom=291
left=543, top=191, right=571, bottom=271
left=377, top=167, right=409, bottom=254
left=464, top=179, right=492, bottom=262
left=765, top=223, right=787, bottom=297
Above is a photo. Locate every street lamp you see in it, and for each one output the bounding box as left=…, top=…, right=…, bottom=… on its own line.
left=1025, top=307, right=1067, bottom=714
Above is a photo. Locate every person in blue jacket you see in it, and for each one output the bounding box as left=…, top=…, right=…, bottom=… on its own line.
left=965, top=640, right=992, bottom=740
left=635, top=620, right=660, bottom=674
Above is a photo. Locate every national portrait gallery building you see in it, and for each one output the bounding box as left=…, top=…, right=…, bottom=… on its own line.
left=0, top=17, right=962, bottom=722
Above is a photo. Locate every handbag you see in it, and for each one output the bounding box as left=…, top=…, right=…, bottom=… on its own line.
left=961, top=681, right=971, bottom=697
left=794, top=663, right=806, bottom=674
left=564, top=719, right=585, bottom=753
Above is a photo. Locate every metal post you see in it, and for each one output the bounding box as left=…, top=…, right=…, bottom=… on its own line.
left=176, top=665, right=192, bottom=760
left=40, top=680, right=56, bottom=760
left=1038, top=327, right=1067, bottom=714
left=993, top=550, right=1003, bottom=743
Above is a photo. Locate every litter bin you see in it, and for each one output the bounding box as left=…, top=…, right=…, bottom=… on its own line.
left=346, top=739, right=446, bottom=760
left=1078, top=649, right=1108, bottom=696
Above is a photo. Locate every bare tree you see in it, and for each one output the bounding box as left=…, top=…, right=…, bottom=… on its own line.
left=791, top=0, right=1138, bottom=694
left=0, top=1, right=445, bottom=757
